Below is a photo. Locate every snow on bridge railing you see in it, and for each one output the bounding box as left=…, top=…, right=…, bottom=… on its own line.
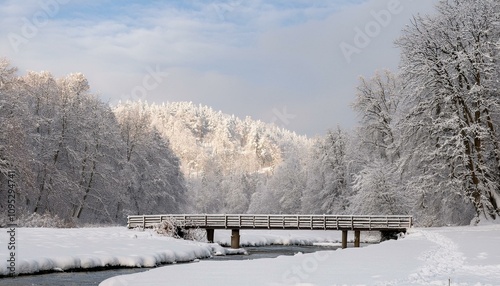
left=127, top=214, right=413, bottom=231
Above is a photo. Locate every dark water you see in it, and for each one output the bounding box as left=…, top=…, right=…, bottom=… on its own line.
left=0, top=244, right=341, bottom=286
left=0, top=268, right=150, bottom=286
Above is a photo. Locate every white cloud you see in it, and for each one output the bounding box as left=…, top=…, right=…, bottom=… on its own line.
left=0, top=0, right=438, bottom=136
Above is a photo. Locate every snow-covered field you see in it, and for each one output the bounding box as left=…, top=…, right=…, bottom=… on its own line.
left=102, top=226, right=500, bottom=286
left=0, top=227, right=212, bottom=276
left=1, top=225, right=500, bottom=285
left=0, top=227, right=349, bottom=277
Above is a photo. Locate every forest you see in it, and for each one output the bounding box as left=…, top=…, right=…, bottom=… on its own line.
left=1, top=0, right=499, bottom=227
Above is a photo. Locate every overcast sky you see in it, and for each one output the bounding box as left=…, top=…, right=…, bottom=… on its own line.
left=1, top=0, right=438, bottom=136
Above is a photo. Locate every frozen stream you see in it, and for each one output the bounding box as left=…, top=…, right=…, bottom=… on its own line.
left=0, top=244, right=343, bottom=286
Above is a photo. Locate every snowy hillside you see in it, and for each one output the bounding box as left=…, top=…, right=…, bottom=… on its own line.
left=114, top=101, right=316, bottom=214
left=143, top=101, right=311, bottom=177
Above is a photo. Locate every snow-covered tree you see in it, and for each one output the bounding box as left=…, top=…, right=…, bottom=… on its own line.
left=352, top=70, right=401, bottom=162
left=350, top=160, right=410, bottom=215
left=268, top=155, right=305, bottom=214
left=247, top=181, right=279, bottom=214
left=69, top=95, right=127, bottom=222
left=189, top=157, right=225, bottom=213
left=15, top=72, right=128, bottom=222
left=0, top=58, right=22, bottom=176
left=139, top=101, right=311, bottom=214
left=21, top=71, right=66, bottom=215
left=396, top=0, right=500, bottom=223
left=302, top=128, right=349, bottom=214
left=114, top=101, right=186, bottom=215
left=348, top=71, right=408, bottom=215
left=0, top=59, right=35, bottom=221
left=1, top=62, right=188, bottom=225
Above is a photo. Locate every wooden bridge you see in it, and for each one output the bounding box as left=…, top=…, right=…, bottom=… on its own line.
left=127, top=214, right=412, bottom=249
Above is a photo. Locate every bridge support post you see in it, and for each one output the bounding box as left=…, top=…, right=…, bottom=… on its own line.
left=231, top=229, right=240, bottom=249
left=206, top=229, right=214, bottom=243
left=354, top=230, right=360, bottom=247
left=341, top=230, right=348, bottom=249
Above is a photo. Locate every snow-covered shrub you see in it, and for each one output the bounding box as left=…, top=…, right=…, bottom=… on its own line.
left=153, top=218, right=183, bottom=238
left=15, top=213, right=75, bottom=228
left=153, top=218, right=207, bottom=242
left=183, top=228, right=207, bottom=242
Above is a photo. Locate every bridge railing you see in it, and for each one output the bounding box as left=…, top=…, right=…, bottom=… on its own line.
left=127, top=214, right=412, bottom=231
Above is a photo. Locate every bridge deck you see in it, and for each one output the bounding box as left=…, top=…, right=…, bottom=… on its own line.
left=127, top=214, right=412, bottom=231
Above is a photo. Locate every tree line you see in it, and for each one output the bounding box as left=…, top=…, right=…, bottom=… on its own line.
left=150, top=0, right=500, bottom=226
left=0, top=63, right=185, bottom=225
left=1, top=0, right=498, bottom=227
left=351, top=0, right=500, bottom=225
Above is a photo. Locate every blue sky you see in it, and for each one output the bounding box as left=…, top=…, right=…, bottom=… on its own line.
left=0, top=0, right=437, bottom=136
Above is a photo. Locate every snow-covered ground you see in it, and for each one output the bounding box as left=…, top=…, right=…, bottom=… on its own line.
left=0, top=227, right=212, bottom=276
left=1, top=225, right=500, bottom=285
left=100, top=225, right=500, bottom=286
left=0, top=227, right=348, bottom=277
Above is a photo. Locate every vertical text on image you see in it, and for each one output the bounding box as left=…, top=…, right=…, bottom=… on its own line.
left=6, top=170, right=17, bottom=276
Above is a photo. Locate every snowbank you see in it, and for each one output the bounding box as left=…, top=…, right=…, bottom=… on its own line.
left=101, top=225, right=500, bottom=286
left=0, top=227, right=212, bottom=276
left=0, top=227, right=342, bottom=276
